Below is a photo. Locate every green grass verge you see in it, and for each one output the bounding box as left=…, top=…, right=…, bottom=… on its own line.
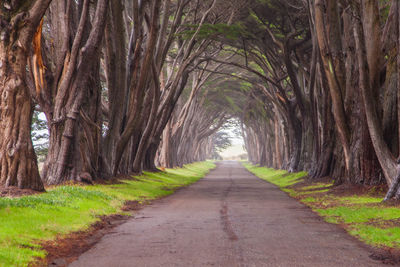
left=0, top=161, right=215, bottom=267
left=242, top=163, right=307, bottom=187
left=243, top=162, right=400, bottom=249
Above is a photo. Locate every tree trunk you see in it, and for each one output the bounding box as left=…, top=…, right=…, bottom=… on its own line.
left=0, top=49, right=44, bottom=190
left=43, top=62, right=102, bottom=184
left=143, top=142, right=160, bottom=171
left=159, top=121, right=173, bottom=168
left=353, top=13, right=398, bottom=186
left=0, top=1, right=50, bottom=190
left=103, top=0, right=127, bottom=168
left=42, top=0, right=109, bottom=184
left=315, top=0, right=351, bottom=170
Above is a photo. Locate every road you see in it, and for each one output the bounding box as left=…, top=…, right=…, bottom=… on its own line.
left=70, top=161, right=383, bottom=267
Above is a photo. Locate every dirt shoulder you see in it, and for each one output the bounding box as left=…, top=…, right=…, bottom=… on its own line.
left=32, top=201, right=144, bottom=267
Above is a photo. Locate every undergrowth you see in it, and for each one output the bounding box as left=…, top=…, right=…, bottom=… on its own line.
left=243, top=162, right=400, bottom=250
left=0, top=161, right=215, bottom=267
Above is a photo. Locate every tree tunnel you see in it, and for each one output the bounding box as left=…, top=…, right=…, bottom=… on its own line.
left=2, top=0, right=400, bottom=199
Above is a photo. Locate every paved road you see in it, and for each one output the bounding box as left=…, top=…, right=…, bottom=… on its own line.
left=70, top=161, right=383, bottom=267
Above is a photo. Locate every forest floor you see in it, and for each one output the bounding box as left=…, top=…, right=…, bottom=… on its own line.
left=68, top=161, right=385, bottom=266
left=0, top=161, right=215, bottom=267
left=245, top=163, right=400, bottom=265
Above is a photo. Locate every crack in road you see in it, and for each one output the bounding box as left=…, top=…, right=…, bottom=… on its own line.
left=220, top=200, right=238, bottom=241
left=219, top=165, right=238, bottom=241
left=218, top=166, right=246, bottom=267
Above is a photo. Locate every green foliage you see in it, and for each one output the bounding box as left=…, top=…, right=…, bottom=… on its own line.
left=0, top=161, right=215, bottom=267
left=256, top=0, right=275, bottom=8
left=249, top=61, right=266, bottom=76
left=213, top=132, right=232, bottom=153
left=380, top=1, right=391, bottom=21
left=179, top=23, right=245, bottom=40
left=240, top=81, right=252, bottom=93
left=224, top=95, right=241, bottom=113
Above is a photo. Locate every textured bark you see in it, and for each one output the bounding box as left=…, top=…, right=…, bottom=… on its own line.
left=315, top=0, right=351, bottom=171
left=43, top=63, right=102, bottom=184
left=113, top=0, right=162, bottom=175
left=362, top=0, right=382, bottom=95
left=353, top=13, right=397, bottom=186
left=41, top=0, right=109, bottom=184
left=0, top=50, right=43, bottom=190
left=383, top=47, right=398, bottom=154
left=102, top=0, right=127, bottom=170
left=274, top=115, right=283, bottom=168
left=0, top=0, right=51, bottom=190
left=159, top=120, right=173, bottom=168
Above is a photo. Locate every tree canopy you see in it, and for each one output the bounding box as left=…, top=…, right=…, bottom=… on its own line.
left=1, top=0, right=400, bottom=199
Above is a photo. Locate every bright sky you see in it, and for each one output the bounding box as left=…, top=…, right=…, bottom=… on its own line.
left=220, top=144, right=247, bottom=159
left=219, top=123, right=247, bottom=159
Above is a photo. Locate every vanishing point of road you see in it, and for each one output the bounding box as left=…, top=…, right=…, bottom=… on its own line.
left=70, top=161, right=383, bottom=267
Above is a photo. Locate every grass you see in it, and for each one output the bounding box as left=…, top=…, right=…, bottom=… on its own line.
left=0, top=161, right=215, bottom=267
left=316, top=206, right=400, bottom=224
left=242, top=163, right=306, bottom=187
left=243, top=162, right=400, bottom=250
left=349, top=225, right=400, bottom=247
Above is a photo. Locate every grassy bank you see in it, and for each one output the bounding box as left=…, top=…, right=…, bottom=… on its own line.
left=243, top=163, right=400, bottom=250
left=0, top=161, right=215, bottom=267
